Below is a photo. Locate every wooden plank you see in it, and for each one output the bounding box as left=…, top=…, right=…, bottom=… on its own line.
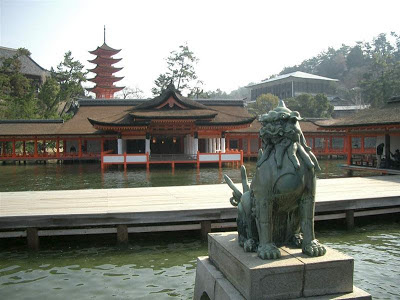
left=0, top=176, right=399, bottom=232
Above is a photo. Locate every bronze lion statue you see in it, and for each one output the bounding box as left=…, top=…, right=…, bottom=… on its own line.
left=224, top=100, right=326, bottom=259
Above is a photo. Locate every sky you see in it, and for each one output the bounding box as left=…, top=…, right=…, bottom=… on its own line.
left=1, top=0, right=400, bottom=98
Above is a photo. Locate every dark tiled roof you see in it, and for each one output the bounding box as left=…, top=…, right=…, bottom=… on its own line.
left=315, top=97, right=400, bottom=128
left=135, top=87, right=208, bottom=110
left=58, top=106, right=135, bottom=134
left=0, top=46, right=49, bottom=78
left=227, top=119, right=329, bottom=134
left=78, top=99, right=147, bottom=106
left=89, top=43, right=121, bottom=54
left=195, top=99, right=246, bottom=106
left=130, top=110, right=218, bottom=120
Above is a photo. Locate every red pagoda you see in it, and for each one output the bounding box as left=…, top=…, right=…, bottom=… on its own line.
left=87, top=28, right=124, bottom=99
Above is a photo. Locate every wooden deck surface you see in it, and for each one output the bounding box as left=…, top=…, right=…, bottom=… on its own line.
left=1, top=175, right=400, bottom=231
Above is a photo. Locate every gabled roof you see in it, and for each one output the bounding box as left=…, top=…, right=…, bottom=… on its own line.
left=0, top=46, right=49, bottom=78
left=82, top=85, right=254, bottom=131
left=135, top=85, right=208, bottom=110
left=247, top=71, right=338, bottom=88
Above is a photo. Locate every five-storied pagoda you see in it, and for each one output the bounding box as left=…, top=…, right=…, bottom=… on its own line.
left=87, top=26, right=124, bottom=99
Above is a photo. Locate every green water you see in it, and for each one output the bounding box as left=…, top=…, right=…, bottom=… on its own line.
left=0, top=160, right=398, bottom=299
left=0, top=159, right=381, bottom=192
left=0, top=219, right=399, bottom=299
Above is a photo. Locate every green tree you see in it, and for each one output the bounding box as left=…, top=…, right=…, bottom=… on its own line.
left=0, top=48, right=39, bottom=119
left=52, top=51, right=87, bottom=116
left=247, top=93, right=279, bottom=116
left=152, top=43, right=200, bottom=96
left=37, top=77, right=60, bottom=118
left=285, top=94, right=333, bottom=118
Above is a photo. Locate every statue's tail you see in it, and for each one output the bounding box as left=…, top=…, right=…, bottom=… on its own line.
left=224, top=165, right=250, bottom=207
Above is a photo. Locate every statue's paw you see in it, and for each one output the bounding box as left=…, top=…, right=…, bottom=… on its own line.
left=257, top=243, right=281, bottom=259
left=293, top=233, right=303, bottom=248
left=238, top=235, right=245, bottom=247
left=243, top=239, right=257, bottom=252
left=302, top=239, right=326, bottom=257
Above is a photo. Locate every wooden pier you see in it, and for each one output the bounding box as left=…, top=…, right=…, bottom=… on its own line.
left=1, top=175, right=400, bottom=249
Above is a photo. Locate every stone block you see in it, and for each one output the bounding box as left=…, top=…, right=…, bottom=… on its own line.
left=194, top=256, right=371, bottom=300
left=208, top=232, right=304, bottom=300
left=283, top=246, right=354, bottom=296
left=298, top=286, right=371, bottom=300
left=194, top=256, right=245, bottom=300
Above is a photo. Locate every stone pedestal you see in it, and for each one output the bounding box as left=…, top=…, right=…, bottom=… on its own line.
left=194, top=232, right=371, bottom=300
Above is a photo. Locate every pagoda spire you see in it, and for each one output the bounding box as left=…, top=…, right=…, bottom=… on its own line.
left=87, top=30, right=124, bottom=99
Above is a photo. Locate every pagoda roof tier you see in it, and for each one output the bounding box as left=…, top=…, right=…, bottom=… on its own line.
left=86, top=85, right=124, bottom=94
left=88, top=56, right=122, bottom=65
left=88, top=65, right=123, bottom=74
left=88, top=75, right=124, bottom=84
left=89, top=43, right=121, bottom=56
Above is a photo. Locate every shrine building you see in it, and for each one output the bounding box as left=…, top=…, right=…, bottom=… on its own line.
left=0, top=84, right=256, bottom=169
left=315, top=96, right=400, bottom=172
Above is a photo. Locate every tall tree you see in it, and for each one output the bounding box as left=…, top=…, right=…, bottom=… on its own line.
left=247, top=93, right=279, bottom=116
left=285, top=94, right=333, bottom=118
left=52, top=51, right=87, bottom=116
left=0, top=48, right=39, bottom=119
left=117, top=86, right=145, bottom=99
left=37, top=77, right=60, bottom=118
left=152, top=43, right=200, bottom=96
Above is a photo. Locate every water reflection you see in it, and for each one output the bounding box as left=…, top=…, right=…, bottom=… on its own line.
left=1, top=159, right=369, bottom=193
left=0, top=221, right=399, bottom=299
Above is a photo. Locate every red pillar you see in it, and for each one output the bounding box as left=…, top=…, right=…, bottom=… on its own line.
left=226, top=136, right=230, bottom=151
left=324, top=137, right=329, bottom=154
left=34, top=138, right=38, bottom=157
left=346, top=135, right=352, bottom=165
left=361, top=135, right=365, bottom=153
left=78, top=138, right=82, bottom=158
left=43, top=140, right=46, bottom=156
left=63, top=139, right=67, bottom=157
left=23, top=140, right=26, bottom=156
left=56, top=138, right=60, bottom=158
left=100, top=138, right=104, bottom=170
left=12, top=139, right=16, bottom=158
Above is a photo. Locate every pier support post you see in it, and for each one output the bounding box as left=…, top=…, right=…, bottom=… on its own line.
left=117, top=224, right=129, bottom=244
left=200, top=221, right=211, bottom=242
left=346, top=210, right=355, bottom=230
left=26, top=228, right=39, bottom=250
